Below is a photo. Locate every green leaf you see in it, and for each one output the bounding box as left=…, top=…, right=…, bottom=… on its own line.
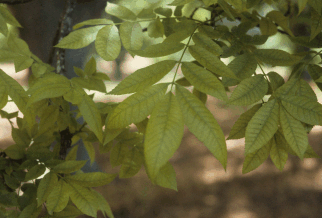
left=310, top=9, right=322, bottom=41
left=73, top=18, right=113, bottom=30
left=279, top=95, right=322, bottom=125
left=0, top=13, right=8, bottom=36
left=84, top=56, right=96, bottom=76
left=37, top=172, right=58, bottom=207
left=90, top=189, right=114, bottom=218
left=266, top=10, right=294, bottom=37
left=65, top=172, right=117, bottom=187
left=24, top=164, right=46, bottom=181
left=245, top=99, right=279, bottom=154
left=242, top=140, right=271, bottom=174
left=297, top=79, right=317, bottom=101
left=227, top=104, right=262, bottom=140
left=175, top=85, right=227, bottom=169
left=119, top=146, right=144, bottom=178
left=78, top=94, right=103, bottom=143
left=192, top=32, right=223, bottom=56
left=55, top=25, right=105, bottom=49
left=52, top=160, right=87, bottom=174
left=4, top=174, right=20, bottom=189
left=95, top=25, right=121, bottom=61
left=279, top=106, right=308, bottom=159
left=51, top=205, right=83, bottom=218
left=13, top=56, right=34, bottom=72
left=270, top=135, right=288, bottom=171
left=253, top=49, right=303, bottom=66
left=308, top=0, right=322, bottom=14
left=119, top=21, right=143, bottom=51
left=0, top=6, right=21, bottom=27
left=154, top=7, right=172, bottom=17
left=36, top=105, right=60, bottom=137
left=153, top=161, right=177, bottom=191
left=267, top=71, right=285, bottom=93
left=7, top=34, right=31, bottom=56
left=11, top=127, right=30, bottom=147
left=106, top=83, right=169, bottom=129
left=110, top=142, right=129, bottom=167
left=198, top=25, right=226, bottom=39
left=147, top=17, right=164, bottom=38
left=274, top=77, right=299, bottom=97
left=218, top=0, right=236, bottom=20
left=228, top=75, right=268, bottom=106
left=192, top=88, right=207, bottom=104
left=68, top=183, right=98, bottom=217
left=304, top=144, right=320, bottom=158
left=181, top=62, right=228, bottom=101
left=144, top=93, right=184, bottom=180
left=298, top=0, right=309, bottom=15
left=83, top=141, right=95, bottom=165
left=188, top=45, right=239, bottom=80
left=168, top=0, right=195, bottom=6
left=163, top=29, right=192, bottom=44
left=105, top=2, right=136, bottom=21
left=129, top=41, right=185, bottom=58
left=46, top=180, right=70, bottom=214
left=222, top=53, right=257, bottom=86
left=18, top=201, right=41, bottom=218
left=71, top=77, right=106, bottom=93
left=66, top=145, right=79, bottom=161
left=0, top=69, right=28, bottom=113
left=5, top=144, right=25, bottom=159
left=109, top=60, right=176, bottom=95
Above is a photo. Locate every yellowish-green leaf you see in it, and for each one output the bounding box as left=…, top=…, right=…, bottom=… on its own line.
left=13, top=56, right=34, bottom=72
left=0, top=85, right=8, bottom=109
left=163, top=29, right=192, bottom=43
left=84, top=56, right=96, bottom=76
left=297, top=79, right=317, bottom=101
left=103, top=128, right=123, bottom=145
left=192, top=32, right=223, bottom=56
left=188, top=45, right=239, bottom=80
left=242, top=140, right=271, bottom=174
left=279, top=94, right=322, bottom=125
left=228, top=75, right=268, bottom=106
left=68, top=183, right=98, bottom=217
left=66, top=145, right=79, bottom=161
left=175, top=84, right=227, bottom=169
left=105, top=2, right=136, bottom=21
left=120, top=21, right=143, bottom=51
left=227, top=104, right=262, bottom=140
left=253, top=49, right=302, bottom=66
left=168, top=0, right=195, bottom=6
left=266, top=10, right=294, bottom=37
left=95, top=25, right=121, bottom=61
left=119, top=146, right=144, bottom=178
left=46, top=180, right=70, bottom=214
left=0, top=13, right=8, bottom=36
left=270, top=135, right=288, bottom=171
left=274, top=77, right=299, bottom=98
left=7, top=34, right=31, bottom=56
left=218, top=0, right=236, bottom=20
left=308, top=0, right=322, bottom=14
left=153, top=161, right=177, bottom=191
left=37, top=172, right=58, bottom=207
left=129, top=41, right=185, bottom=58
left=83, top=141, right=95, bottom=165
left=78, top=94, right=103, bottom=142
left=310, top=9, right=322, bottom=41
left=55, top=25, right=105, bottom=49
left=144, top=92, right=184, bottom=180
left=267, top=71, right=285, bottom=93
left=51, top=205, right=83, bottom=218
left=148, top=17, right=164, bottom=38
left=192, top=88, right=207, bottom=104
left=52, top=160, right=87, bottom=174
left=181, top=62, right=228, bottom=101
left=73, top=18, right=113, bottom=30
left=71, top=77, right=106, bottom=93
left=109, top=60, right=176, bottom=95
left=0, top=6, right=21, bottom=27
left=280, top=106, right=308, bottom=159
left=110, top=142, right=129, bottom=167
left=106, top=83, right=169, bottom=129
left=245, top=99, right=279, bottom=154
left=63, top=86, right=84, bottom=105
left=65, top=172, right=117, bottom=187
left=154, top=7, right=172, bottom=17
left=36, top=105, right=59, bottom=137
left=24, top=163, right=46, bottom=181
left=91, top=189, right=114, bottom=218
left=298, top=0, right=309, bottom=15
left=304, top=144, right=320, bottom=158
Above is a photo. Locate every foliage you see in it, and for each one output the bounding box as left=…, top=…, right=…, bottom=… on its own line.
left=0, top=0, right=322, bottom=217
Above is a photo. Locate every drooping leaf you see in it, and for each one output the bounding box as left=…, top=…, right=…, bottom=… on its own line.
left=129, top=41, right=185, bottom=58
left=109, top=60, right=176, bottom=95
left=228, top=75, right=268, bottom=106
left=181, top=62, right=228, bottom=101
left=105, top=2, right=137, bottom=21
left=270, top=132, right=289, bottom=171
left=253, top=49, right=303, bottom=66
left=279, top=94, right=322, bottom=125
left=227, top=104, right=262, bottom=140
left=46, top=180, right=70, bottom=214
left=119, top=21, right=143, bottom=51
left=55, top=25, right=105, bottom=49
left=279, top=106, right=308, bottom=159
left=106, top=83, right=169, bottom=129
left=78, top=94, right=103, bottom=143
left=153, top=161, right=177, bottom=191
left=52, top=160, right=87, bottom=174
left=175, top=84, right=227, bottom=169
left=65, top=172, right=117, bottom=187
left=192, top=32, right=223, bottom=56
left=95, top=25, right=121, bottom=61
left=144, top=92, right=184, bottom=180
left=37, top=172, right=58, bottom=207
left=73, top=18, right=113, bottom=30
left=188, top=45, right=239, bottom=80
left=245, top=99, right=279, bottom=154
left=242, top=140, right=271, bottom=174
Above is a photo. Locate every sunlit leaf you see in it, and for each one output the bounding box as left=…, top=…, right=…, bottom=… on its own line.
left=105, top=2, right=136, bottom=21
left=52, top=160, right=87, bottom=174
left=37, top=172, right=58, bottom=207
left=120, top=21, right=143, bottom=51
left=46, top=180, right=70, bottom=214
left=148, top=17, right=164, bottom=38
left=95, top=25, right=121, bottom=61
left=129, top=41, right=185, bottom=58
left=73, top=18, right=113, bottom=30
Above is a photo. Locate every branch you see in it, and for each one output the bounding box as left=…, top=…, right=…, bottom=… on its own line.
left=0, top=0, right=34, bottom=4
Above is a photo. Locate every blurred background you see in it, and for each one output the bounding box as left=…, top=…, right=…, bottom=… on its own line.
left=1, top=0, right=322, bottom=217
